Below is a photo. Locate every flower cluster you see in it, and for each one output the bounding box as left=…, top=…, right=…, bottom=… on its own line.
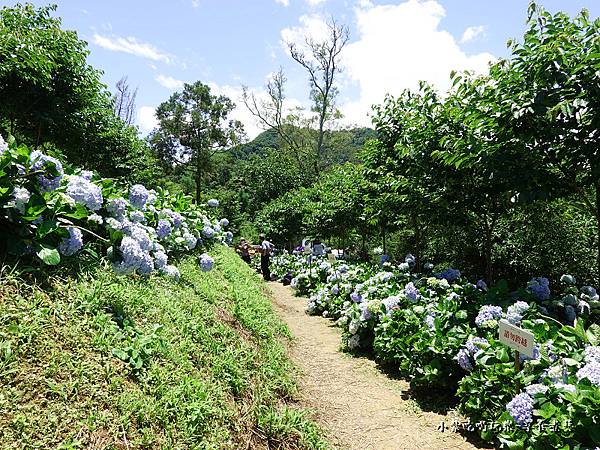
left=30, top=150, right=64, bottom=192
left=474, top=305, right=503, bottom=328
left=66, top=175, right=103, bottom=210
left=506, top=393, right=534, bottom=429
left=527, top=277, right=550, bottom=301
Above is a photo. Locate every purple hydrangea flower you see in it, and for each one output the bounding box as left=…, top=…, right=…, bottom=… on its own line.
left=58, top=227, right=83, bottom=256
left=129, top=184, right=149, bottom=209
left=199, top=253, right=214, bottom=272
left=350, top=291, right=362, bottom=303
left=220, top=218, right=229, bottom=228
left=403, top=282, right=420, bottom=301
left=331, top=285, right=340, bottom=295
left=80, top=170, right=94, bottom=181
left=476, top=279, right=488, bottom=291
left=359, top=302, right=372, bottom=321
left=156, top=219, right=172, bottom=239
left=405, top=253, right=416, bottom=265
left=113, top=236, right=153, bottom=275
left=30, top=150, right=63, bottom=192
left=506, top=393, right=534, bottom=429
left=584, top=346, right=600, bottom=364
left=225, top=231, right=233, bottom=244
left=207, top=199, right=219, bottom=207
left=475, top=305, right=503, bottom=328
left=66, top=175, right=103, bottom=211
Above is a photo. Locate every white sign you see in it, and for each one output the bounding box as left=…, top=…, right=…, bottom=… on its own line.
left=498, top=319, right=535, bottom=358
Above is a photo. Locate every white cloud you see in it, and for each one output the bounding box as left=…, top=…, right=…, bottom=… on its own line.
left=137, top=106, right=158, bottom=134
left=155, top=74, right=184, bottom=90
left=306, top=0, right=327, bottom=5
left=191, top=0, right=200, bottom=7
left=93, top=34, right=172, bottom=63
left=460, top=25, right=486, bottom=43
left=275, top=0, right=290, bottom=6
left=339, top=0, right=495, bottom=126
left=281, top=14, right=331, bottom=52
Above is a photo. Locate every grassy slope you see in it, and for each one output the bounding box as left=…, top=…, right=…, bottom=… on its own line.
left=0, top=246, right=326, bottom=449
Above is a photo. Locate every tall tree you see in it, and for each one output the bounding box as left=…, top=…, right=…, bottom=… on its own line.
left=154, top=81, right=245, bottom=202
left=286, top=19, right=349, bottom=174
left=114, top=76, right=138, bottom=125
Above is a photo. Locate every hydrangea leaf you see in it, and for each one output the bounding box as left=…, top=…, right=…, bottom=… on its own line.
left=36, top=246, right=60, bottom=265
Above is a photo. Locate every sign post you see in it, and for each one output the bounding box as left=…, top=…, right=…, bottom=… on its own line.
left=498, top=319, right=534, bottom=394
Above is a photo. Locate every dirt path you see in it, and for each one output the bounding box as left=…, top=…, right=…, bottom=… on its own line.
left=267, top=282, right=482, bottom=450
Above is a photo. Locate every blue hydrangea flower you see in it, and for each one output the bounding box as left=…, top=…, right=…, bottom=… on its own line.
left=424, top=313, right=435, bottom=330
left=161, top=264, right=180, bottom=281
left=80, top=170, right=94, bottom=181
left=465, top=337, right=489, bottom=356
left=199, top=253, right=214, bottom=272
left=12, top=187, right=30, bottom=213
left=560, top=274, right=576, bottom=285
left=220, top=218, right=229, bottom=227
left=154, top=251, right=168, bottom=269
left=457, top=348, right=473, bottom=371
left=359, top=302, right=372, bottom=321
left=403, top=282, right=420, bottom=301
left=525, top=384, right=548, bottom=396
left=113, top=236, right=153, bottom=275
left=225, top=231, right=233, bottom=244
left=30, top=150, right=63, bottom=192
left=184, top=232, right=197, bottom=250
left=66, top=175, right=103, bottom=211
left=476, top=279, right=488, bottom=291
left=581, top=286, right=599, bottom=300
left=129, top=226, right=151, bottom=251
left=438, top=268, right=460, bottom=283
left=506, top=301, right=530, bottom=324
left=58, top=227, right=83, bottom=256
left=528, top=277, right=550, bottom=301
left=584, top=346, right=600, bottom=364
left=0, top=134, right=8, bottom=155
left=207, top=199, right=219, bottom=207
left=130, top=210, right=145, bottom=223
left=331, top=285, right=340, bottom=295
left=475, top=305, right=503, bottom=328
left=156, top=219, right=172, bottom=239
left=106, top=197, right=128, bottom=218
left=565, top=305, right=576, bottom=323
left=203, top=225, right=215, bottom=238
left=129, top=184, right=149, bottom=209
left=405, top=253, right=416, bottom=265
left=506, top=393, right=534, bottom=429
left=576, top=362, right=600, bottom=387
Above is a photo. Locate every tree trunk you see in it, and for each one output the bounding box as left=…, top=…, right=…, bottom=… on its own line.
left=483, top=216, right=493, bottom=283
left=195, top=160, right=202, bottom=204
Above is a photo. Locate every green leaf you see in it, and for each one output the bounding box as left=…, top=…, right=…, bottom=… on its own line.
left=586, top=324, right=600, bottom=346
left=36, top=246, right=60, bottom=266
left=111, top=348, right=128, bottom=360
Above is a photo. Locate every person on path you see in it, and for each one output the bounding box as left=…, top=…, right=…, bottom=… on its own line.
left=258, top=234, right=274, bottom=281
left=236, top=237, right=252, bottom=264
left=312, top=239, right=325, bottom=257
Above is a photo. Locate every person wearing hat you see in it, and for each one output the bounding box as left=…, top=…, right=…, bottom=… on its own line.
left=255, top=234, right=274, bottom=281
left=236, top=238, right=252, bottom=264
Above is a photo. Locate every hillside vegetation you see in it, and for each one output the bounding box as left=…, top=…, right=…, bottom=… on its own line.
left=0, top=247, right=326, bottom=449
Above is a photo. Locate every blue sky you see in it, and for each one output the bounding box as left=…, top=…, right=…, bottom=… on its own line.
left=13, top=0, right=600, bottom=138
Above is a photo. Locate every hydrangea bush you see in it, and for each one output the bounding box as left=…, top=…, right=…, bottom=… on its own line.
left=270, top=252, right=600, bottom=448
left=0, top=135, right=230, bottom=278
